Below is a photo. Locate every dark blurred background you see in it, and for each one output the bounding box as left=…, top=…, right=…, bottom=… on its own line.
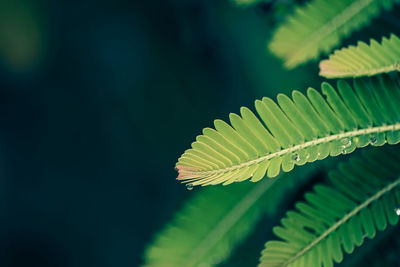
left=3, top=0, right=397, bottom=266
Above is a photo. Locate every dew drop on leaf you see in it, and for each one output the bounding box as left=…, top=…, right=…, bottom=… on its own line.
left=292, top=153, right=300, bottom=162
left=370, top=136, right=377, bottom=145
left=394, top=206, right=400, bottom=216
left=341, top=138, right=351, bottom=148
left=186, top=184, right=194, bottom=191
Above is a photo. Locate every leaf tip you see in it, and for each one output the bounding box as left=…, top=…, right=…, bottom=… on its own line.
left=175, top=165, right=196, bottom=180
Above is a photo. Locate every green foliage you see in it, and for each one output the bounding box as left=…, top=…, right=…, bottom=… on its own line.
left=176, top=74, right=400, bottom=186
left=268, top=0, right=398, bottom=68
left=144, top=166, right=320, bottom=267
left=259, top=146, right=400, bottom=267
left=320, top=34, right=400, bottom=78
left=144, top=1, right=400, bottom=266
left=144, top=180, right=272, bottom=267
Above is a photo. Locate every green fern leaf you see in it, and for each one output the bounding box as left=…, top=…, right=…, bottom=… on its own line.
left=176, top=74, right=400, bottom=186
left=259, top=146, right=400, bottom=267
left=268, top=0, right=398, bottom=68
left=143, top=167, right=316, bottom=267
left=320, top=34, right=400, bottom=78
left=143, top=180, right=273, bottom=267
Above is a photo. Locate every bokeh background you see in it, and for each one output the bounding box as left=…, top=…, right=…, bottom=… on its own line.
left=2, top=0, right=399, bottom=266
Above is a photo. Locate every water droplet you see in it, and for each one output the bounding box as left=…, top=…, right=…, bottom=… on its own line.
left=341, top=138, right=351, bottom=148
left=293, top=153, right=300, bottom=162
left=186, top=184, right=194, bottom=191
left=340, top=138, right=352, bottom=154
left=370, top=136, right=377, bottom=145
left=394, top=206, right=400, bottom=216
left=341, top=138, right=349, bottom=145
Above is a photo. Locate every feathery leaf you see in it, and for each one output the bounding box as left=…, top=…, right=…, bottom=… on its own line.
left=320, top=34, right=400, bottom=78
left=176, top=74, right=400, bottom=186
left=143, top=167, right=317, bottom=267
left=259, top=146, right=400, bottom=267
left=268, top=0, right=399, bottom=68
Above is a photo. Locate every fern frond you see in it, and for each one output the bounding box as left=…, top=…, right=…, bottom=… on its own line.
left=320, top=34, right=400, bottom=78
left=259, top=146, right=400, bottom=267
left=268, top=0, right=398, bottom=68
left=143, top=167, right=316, bottom=267
left=176, top=74, right=400, bottom=186
left=143, top=180, right=273, bottom=267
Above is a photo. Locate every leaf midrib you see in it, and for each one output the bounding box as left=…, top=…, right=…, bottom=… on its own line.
left=179, top=123, right=400, bottom=177
left=281, top=175, right=400, bottom=266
